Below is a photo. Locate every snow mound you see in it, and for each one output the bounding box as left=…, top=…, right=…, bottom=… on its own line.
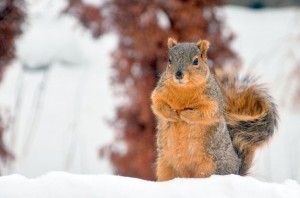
left=0, top=172, right=299, bottom=198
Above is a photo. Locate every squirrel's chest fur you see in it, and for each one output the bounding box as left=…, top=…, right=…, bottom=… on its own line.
left=162, top=85, right=205, bottom=110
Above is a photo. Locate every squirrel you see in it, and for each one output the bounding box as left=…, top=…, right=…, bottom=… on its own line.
left=151, top=38, right=278, bottom=181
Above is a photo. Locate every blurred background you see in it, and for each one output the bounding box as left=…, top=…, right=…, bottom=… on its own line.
left=0, top=0, right=299, bottom=183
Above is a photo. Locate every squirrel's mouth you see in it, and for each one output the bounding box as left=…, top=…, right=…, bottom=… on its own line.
left=174, top=78, right=188, bottom=85
left=178, top=79, right=184, bottom=84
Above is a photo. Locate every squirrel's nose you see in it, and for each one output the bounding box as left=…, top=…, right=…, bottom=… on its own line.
left=175, top=70, right=183, bottom=79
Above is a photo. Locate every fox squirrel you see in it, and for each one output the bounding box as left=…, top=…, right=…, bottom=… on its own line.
left=151, top=38, right=278, bottom=181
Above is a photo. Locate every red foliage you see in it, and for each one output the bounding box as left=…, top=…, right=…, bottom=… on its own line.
left=65, top=0, right=105, bottom=37
left=67, top=0, right=238, bottom=180
left=0, top=0, right=25, bottom=161
left=0, top=118, right=13, bottom=162
left=0, top=0, right=24, bottom=80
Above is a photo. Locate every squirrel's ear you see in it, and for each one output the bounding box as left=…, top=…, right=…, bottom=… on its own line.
left=196, top=40, right=210, bottom=60
left=167, top=38, right=177, bottom=49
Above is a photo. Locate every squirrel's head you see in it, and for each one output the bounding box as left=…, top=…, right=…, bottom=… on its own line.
left=165, top=37, right=210, bottom=86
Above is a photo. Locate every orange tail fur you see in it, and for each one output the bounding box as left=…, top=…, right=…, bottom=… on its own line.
left=216, top=72, right=279, bottom=175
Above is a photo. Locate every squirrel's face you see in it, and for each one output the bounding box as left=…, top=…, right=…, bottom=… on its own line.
left=165, top=38, right=210, bottom=86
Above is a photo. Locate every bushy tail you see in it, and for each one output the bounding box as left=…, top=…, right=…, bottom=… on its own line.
left=216, top=71, right=278, bottom=175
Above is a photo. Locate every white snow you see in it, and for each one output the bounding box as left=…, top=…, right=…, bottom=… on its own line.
left=0, top=172, right=299, bottom=198
left=156, top=10, right=171, bottom=29
left=82, top=0, right=104, bottom=7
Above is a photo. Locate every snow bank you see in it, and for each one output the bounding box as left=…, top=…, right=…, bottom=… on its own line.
left=0, top=172, right=299, bottom=198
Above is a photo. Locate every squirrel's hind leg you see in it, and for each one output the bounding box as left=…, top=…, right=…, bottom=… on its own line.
left=156, top=158, right=177, bottom=181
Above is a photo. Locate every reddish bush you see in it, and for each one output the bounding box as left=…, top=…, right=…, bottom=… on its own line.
left=65, top=0, right=105, bottom=37
left=0, top=0, right=25, bottom=161
left=67, top=0, right=238, bottom=180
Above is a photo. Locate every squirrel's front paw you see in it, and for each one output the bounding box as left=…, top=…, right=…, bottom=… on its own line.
left=152, top=104, right=180, bottom=122
left=166, top=109, right=180, bottom=122
left=179, top=109, right=195, bottom=123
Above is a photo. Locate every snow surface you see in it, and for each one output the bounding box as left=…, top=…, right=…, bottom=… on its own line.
left=0, top=172, right=299, bottom=198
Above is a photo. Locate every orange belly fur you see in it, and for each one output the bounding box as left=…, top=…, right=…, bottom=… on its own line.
left=159, top=119, right=216, bottom=178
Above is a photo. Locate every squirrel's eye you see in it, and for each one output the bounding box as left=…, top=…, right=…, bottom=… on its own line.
left=168, top=59, right=172, bottom=64
left=193, top=58, right=199, bottom=65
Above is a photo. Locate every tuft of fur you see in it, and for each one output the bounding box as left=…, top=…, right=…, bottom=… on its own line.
left=215, top=72, right=279, bottom=175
